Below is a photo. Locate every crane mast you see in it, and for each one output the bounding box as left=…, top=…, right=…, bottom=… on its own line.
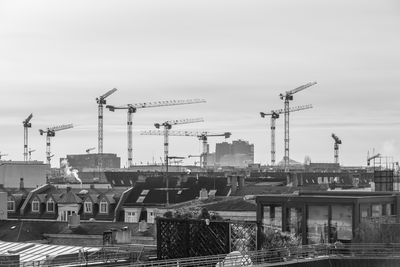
left=106, top=99, right=206, bottom=168
left=260, top=104, right=312, bottom=166
left=279, top=82, right=316, bottom=171
left=28, top=149, right=36, bottom=161
left=23, top=113, right=33, bottom=161
left=96, top=88, right=117, bottom=155
left=151, top=118, right=204, bottom=205
left=39, top=124, right=73, bottom=165
left=331, top=133, right=342, bottom=164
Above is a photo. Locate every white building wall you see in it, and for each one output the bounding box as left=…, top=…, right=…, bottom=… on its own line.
left=147, top=208, right=155, bottom=223
left=0, top=161, right=48, bottom=188
left=57, top=204, right=81, bottom=222
left=124, top=208, right=141, bottom=223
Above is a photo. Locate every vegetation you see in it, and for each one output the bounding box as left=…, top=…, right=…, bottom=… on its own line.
left=354, top=218, right=400, bottom=243
left=163, top=207, right=223, bottom=221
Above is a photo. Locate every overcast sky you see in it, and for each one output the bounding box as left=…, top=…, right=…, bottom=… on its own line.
left=1, top=0, right=400, bottom=167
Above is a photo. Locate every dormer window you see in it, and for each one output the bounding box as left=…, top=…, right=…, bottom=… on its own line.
left=100, top=199, right=108, bottom=214
left=47, top=198, right=55, bottom=212
left=84, top=201, right=93, bottom=213
left=7, top=198, right=15, bottom=212
left=32, top=199, right=40, bottom=212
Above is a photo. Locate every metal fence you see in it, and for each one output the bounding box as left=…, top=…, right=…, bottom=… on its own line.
left=10, top=243, right=400, bottom=267
left=156, top=218, right=258, bottom=259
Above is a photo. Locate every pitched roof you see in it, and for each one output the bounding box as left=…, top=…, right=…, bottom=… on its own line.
left=58, top=191, right=82, bottom=204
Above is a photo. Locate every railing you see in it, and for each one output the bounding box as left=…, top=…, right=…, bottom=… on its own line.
left=9, top=243, right=400, bottom=267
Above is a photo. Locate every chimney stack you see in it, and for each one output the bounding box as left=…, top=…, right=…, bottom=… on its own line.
left=19, top=178, right=24, bottom=190
left=230, top=176, right=238, bottom=194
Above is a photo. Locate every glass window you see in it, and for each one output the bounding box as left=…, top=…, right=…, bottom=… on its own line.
left=100, top=200, right=108, bottom=213
left=126, top=211, right=136, bottom=223
left=386, top=203, right=391, bottom=216
left=331, top=205, right=352, bottom=241
left=262, top=205, right=282, bottom=230
left=307, top=205, right=328, bottom=244
left=286, top=207, right=303, bottom=242
left=84, top=202, right=92, bottom=213
left=32, top=200, right=40, bottom=212
left=7, top=200, right=15, bottom=212
left=360, top=204, right=369, bottom=219
left=47, top=199, right=55, bottom=212
left=372, top=204, right=382, bottom=217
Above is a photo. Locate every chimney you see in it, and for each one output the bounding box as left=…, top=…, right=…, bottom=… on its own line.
left=19, top=178, right=24, bottom=190
left=199, top=188, right=208, bottom=200
left=238, top=176, right=245, bottom=190
left=230, top=176, right=238, bottom=194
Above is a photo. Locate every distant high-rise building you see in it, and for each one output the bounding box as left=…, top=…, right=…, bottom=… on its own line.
left=214, top=139, right=254, bottom=167
left=215, top=142, right=231, bottom=163
left=64, top=153, right=120, bottom=171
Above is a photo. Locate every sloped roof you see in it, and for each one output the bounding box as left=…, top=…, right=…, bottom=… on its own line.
left=58, top=190, right=82, bottom=204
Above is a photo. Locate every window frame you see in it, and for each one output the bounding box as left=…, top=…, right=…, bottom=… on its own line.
left=46, top=198, right=55, bottom=213
left=32, top=199, right=40, bottom=213
left=84, top=201, right=93, bottom=213
left=7, top=199, right=15, bottom=212
left=99, top=199, right=108, bottom=214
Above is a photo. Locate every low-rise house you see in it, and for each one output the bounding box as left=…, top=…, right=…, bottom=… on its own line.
left=256, top=191, right=400, bottom=245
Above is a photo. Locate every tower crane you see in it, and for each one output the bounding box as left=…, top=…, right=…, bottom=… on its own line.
left=279, top=81, right=317, bottom=171
left=86, top=147, right=96, bottom=154
left=260, top=104, right=312, bottom=166
left=28, top=149, right=36, bottom=161
left=331, top=133, right=342, bottom=164
left=96, top=88, right=117, bottom=154
left=141, top=130, right=230, bottom=168
left=367, top=153, right=381, bottom=167
left=106, top=98, right=206, bottom=167
left=39, top=124, right=73, bottom=165
left=0, top=152, right=8, bottom=160
left=23, top=113, right=33, bottom=161
left=143, top=118, right=204, bottom=205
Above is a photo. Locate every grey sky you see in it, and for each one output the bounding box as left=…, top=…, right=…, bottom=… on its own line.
left=1, top=0, right=399, bottom=167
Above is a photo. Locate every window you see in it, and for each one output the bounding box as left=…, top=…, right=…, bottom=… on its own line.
left=372, top=204, right=382, bottom=217
left=47, top=198, right=55, bottom=212
left=307, top=205, right=328, bottom=244
left=286, top=207, right=302, bottom=241
left=262, top=205, right=282, bottom=230
left=126, top=211, right=136, bottom=223
left=331, top=205, right=352, bottom=241
left=100, top=199, right=108, bottom=213
left=360, top=204, right=370, bottom=219
left=7, top=200, right=15, bottom=212
left=136, top=196, right=145, bottom=203
left=32, top=200, right=40, bottom=212
left=84, top=201, right=93, bottom=213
